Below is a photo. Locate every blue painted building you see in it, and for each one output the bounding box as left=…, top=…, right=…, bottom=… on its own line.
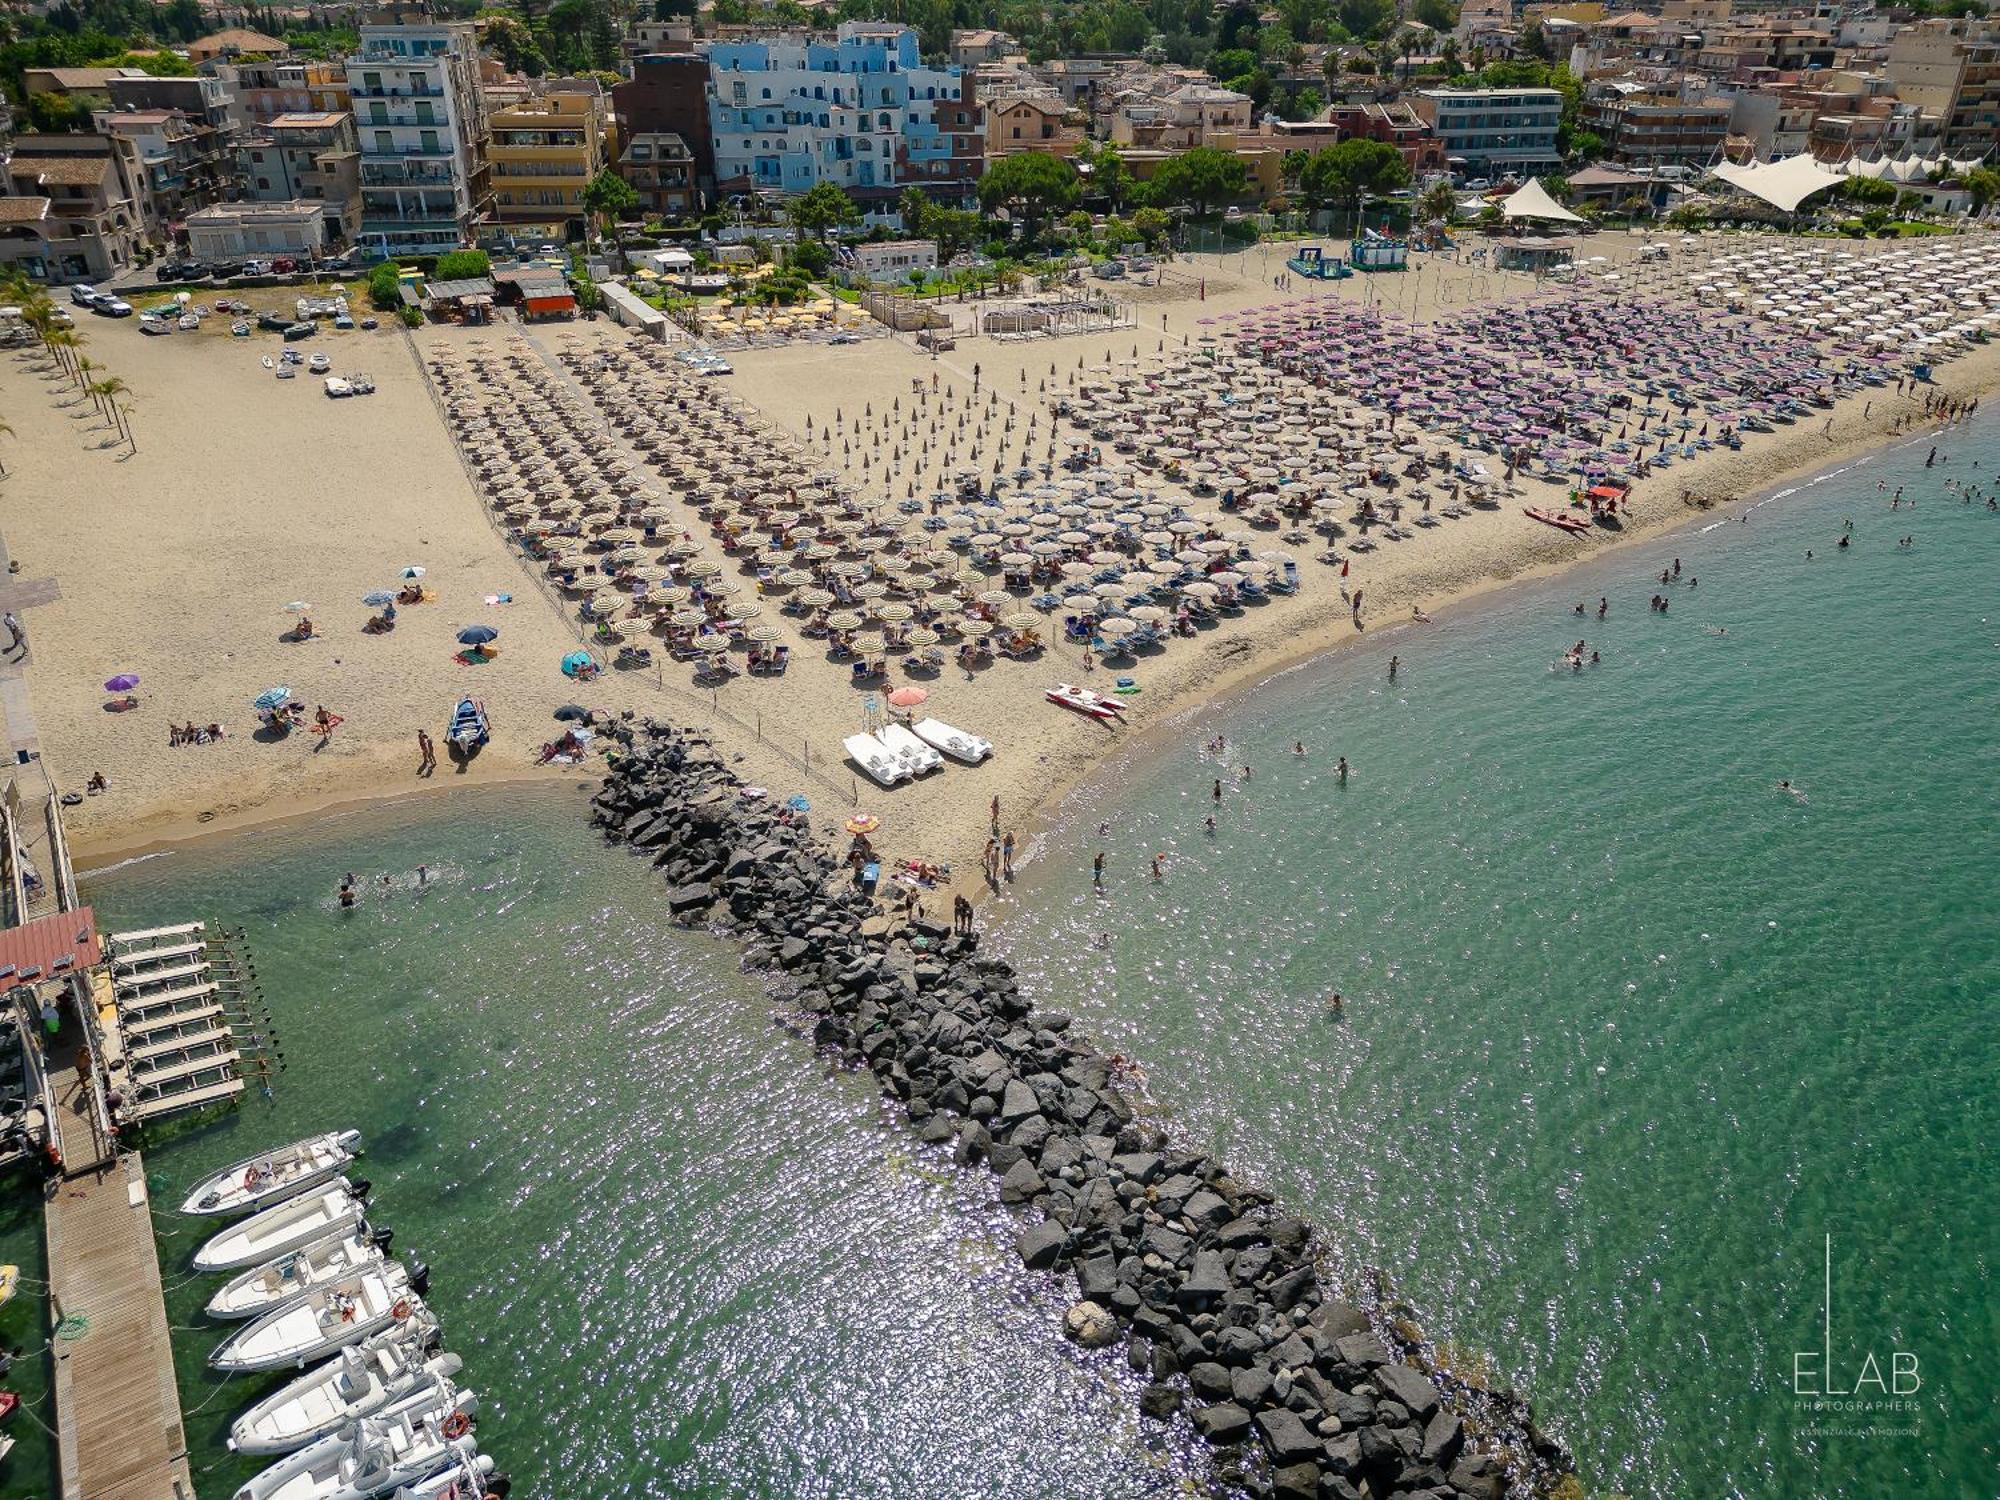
left=705, top=23, right=983, bottom=206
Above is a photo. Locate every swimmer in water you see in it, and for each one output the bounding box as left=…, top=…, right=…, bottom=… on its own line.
left=1326, top=991, right=1344, bottom=1014
left=1150, top=852, right=1166, bottom=880
left=1412, top=605, right=1431, bottom=622
left=1388, top=654, right=1400, bottom=680
left=1293, top=740, right=1306, bottom=756
left=1777, top=779, right=1809, bottom=803
left=1203, top=814, right=1216, bottom=834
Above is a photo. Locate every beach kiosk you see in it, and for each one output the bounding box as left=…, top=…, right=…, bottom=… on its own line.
left=1495, top=237, right=1577, bottom=273
left=1285, top=244, right=1352, bottom=280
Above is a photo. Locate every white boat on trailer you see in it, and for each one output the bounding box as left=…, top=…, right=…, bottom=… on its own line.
left=230, top=1319, right=451, bottom=1455
left=195, top=1179, right=372, bottom=1274
left=909, top=717, right=992, bottom=764
left=207, top=1226, right=395, bottom=1321
left=212, top=1260, right=427, bottom=1372
left=232, top=1392, right=479, bottom=1500
left=182, top=1131, right=364, bottom=1217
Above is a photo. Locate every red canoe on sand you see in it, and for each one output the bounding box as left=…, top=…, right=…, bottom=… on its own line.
left=1523, top=506, right=1591, bottom=535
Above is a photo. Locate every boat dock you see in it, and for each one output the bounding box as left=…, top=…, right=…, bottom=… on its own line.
left=44, top=1119, right=195, bottom=1500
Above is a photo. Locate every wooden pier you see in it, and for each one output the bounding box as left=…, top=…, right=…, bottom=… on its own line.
left=44, top=1054, right=195, bottom=1500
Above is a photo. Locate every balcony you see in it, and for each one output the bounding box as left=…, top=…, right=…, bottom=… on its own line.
left=359, top=110, right=447, bottom=128
left=361, top=141, right=454, bottom=158
left=348, top=83, right=446, bottom=99
left=361, top=162, right=456, bottom=186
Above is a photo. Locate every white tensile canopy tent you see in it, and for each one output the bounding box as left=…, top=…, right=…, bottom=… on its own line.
left=1708, top=154, right=1848, bottom=213
left=1498, top=178, right=1586, bottom=225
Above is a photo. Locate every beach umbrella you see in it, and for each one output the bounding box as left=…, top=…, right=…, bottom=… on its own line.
left=361, top=590, right=397, bottom=606
left=874, top=603, right=914, bottom=623
left=696, top=635, right=731, bottom=654
left=825, top=611, right=865, bottom=631
left=282, top=600, right=312, bottom=613
left=253, top=686, right=292, bottom=711
left=845, top=813, right=881, bottom=835
left=747, top=624, right=784, bottom=643
left=103, top=674, right=140, bottom=693
left=561, top=651, right=595, bottom=675
left=457, top=625, right=499, bottom=646
left=886, top=686, right=929, bottom=708
left=1001, top=612, right=1043, bottom=630
left=401, top=566, right=427, bottom=580
left=904, top=628, right=940, bottom=647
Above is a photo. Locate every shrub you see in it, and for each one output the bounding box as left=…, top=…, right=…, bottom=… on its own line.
left=432, top=249, right=490, bottom=281
left=366, top=262, right=404, bottom=310
left=398, top=305, right=424, bottom=328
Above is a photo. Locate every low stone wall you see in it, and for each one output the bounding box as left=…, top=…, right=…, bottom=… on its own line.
left=591, top=717, right=1573, bottom=1500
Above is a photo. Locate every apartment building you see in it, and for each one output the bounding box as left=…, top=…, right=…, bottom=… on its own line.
left=1107, top=82, right=1253, bottom=151
left=0, top=134, right=148, bottom=280
left=985, top=94, right=1081, bottom=158
left=705, top=23, right=983, bottom=205
left=619, top=132, right=700, bottom=217
left=1885, top=19, right=2000, bottom=159
left=94, top=110, right=226, bottom=226
left=1413, top=88, right=1564, bottom=178
left=1583, top=85, right=1732, bottom=166
left=216, top=60, right=351, bottom=129
left=346, top=15, right=490, bottom=256
left=184, top=198, right=327, bottom=259
left=614, top=49, right=716, bottom=207
left=486, top=82, right=608, bottom=235
left=238, top=112, right=361, bottom=245
left=1257, top=101, right=1447, bottom=175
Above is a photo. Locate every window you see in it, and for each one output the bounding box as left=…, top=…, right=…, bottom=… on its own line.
left=373, top=130, right=393, bottom=153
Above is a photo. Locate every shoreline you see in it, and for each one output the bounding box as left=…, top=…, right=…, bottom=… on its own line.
left=981, top=396, right=1970, bottom=894
left=64, top=382, right=1984, bottom=877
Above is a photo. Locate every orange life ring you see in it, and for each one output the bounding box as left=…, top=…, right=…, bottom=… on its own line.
left=391, top=1299, right=412, bottom=1321
left=441, top=1410, right=472, bottom=1439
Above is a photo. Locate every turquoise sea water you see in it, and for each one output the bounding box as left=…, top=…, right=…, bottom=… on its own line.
left=1001, top=421, right=2000, bottom=1500
left=76, top=420, right=1999, bottom=1500
left=82, top=791, right=1207, bottom=1500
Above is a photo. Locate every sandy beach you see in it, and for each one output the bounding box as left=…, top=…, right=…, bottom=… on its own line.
left=7, top=229, right=1996, bottom=897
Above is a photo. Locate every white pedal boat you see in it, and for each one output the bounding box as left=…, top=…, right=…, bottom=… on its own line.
left=182, top=1131, right=364, bottom=1217
left=909, top=717, right=992, bottom=764
left=875, top=723, right=943, bottom=775
left=232, top=1394, right=478, bottom=1500
left=207, top=1227, right=394, bottom=1321
left=195, top=1180, right=372, bottom=1274
left=843, top=732, right=908, bottom=787
left=212, top=1260, right=426, bottom=1372
left=231, top=1334, right=456, bottom=1456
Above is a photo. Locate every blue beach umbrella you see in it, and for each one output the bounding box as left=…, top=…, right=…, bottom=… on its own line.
left=361, top=590, right=397, bottom=606
left=456, top=625, right=499, bottom=647
left=560, top=650, right=595, bottom=676
left=254, top=686, right=292, bottom=711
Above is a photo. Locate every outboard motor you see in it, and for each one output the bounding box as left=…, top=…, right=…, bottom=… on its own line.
left=352, top=1178, right=373, bottom=1200
left=369, top=1226, right=395, bottom=1253
left=408, top=1260, right=431, bottom=1298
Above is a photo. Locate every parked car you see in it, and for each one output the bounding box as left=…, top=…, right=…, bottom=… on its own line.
left=241, top=258, right=274, bottom=277
left=272, top=256, right=299, bottom=274
left=69, top=283, right=100, bottom=306
left=92, top=296, right=134, bottom=317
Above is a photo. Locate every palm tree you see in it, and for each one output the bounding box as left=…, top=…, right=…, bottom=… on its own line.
left=92, top=376, right=133, bottom=447
left=76, top=354, right=97, bottom=402
left=45, top=327, right=81, bottom=381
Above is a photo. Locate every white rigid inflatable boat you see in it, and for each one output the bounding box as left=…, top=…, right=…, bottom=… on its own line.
left=194, top=1180, right=372, bottom=1274
left=207, top=1227, right=394, bottom=1321
left=232, top=1394, right=479, bottom=1500
left=182, top=1131, right=364, bottom=1217
left=230, top=1319, right=450, bottom=1455
left=212, top=1260, right=426, bottom=1373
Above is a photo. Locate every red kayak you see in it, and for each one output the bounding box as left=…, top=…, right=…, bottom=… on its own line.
left=1047, top=682, right=1126, bottom=720
left=1523, top=506, right=1591, bottom=535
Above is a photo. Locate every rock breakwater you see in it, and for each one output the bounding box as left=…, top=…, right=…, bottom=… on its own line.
left=592, top=718, right=1575, bottom=1500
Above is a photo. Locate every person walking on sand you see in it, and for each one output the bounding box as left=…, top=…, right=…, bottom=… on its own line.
left=989, top=794, right=1000, bottom=834
left=417, top=729, right=436, bottom=775
left=1001, top=831, right=1016, bottom=880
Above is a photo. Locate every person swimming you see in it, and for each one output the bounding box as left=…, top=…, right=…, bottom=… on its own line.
left=1777, top=779, right=1809, bottom=803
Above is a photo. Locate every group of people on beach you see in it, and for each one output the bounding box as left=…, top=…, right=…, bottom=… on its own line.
left=168, top=721, right=227, bottom=746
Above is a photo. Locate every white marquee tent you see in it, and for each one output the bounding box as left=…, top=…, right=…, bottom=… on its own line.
left=1498, top=178, right=1586, bottom=224
left=1708, top=154, right=1848, bottom=213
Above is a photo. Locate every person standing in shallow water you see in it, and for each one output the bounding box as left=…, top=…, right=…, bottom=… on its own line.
left=1092, top=850, right=1106, bottom=890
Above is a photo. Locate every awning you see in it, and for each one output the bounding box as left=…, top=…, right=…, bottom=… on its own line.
left=524, top=293, right=575, bottom=313
left=0, top=907, right=102, bottom=998
left=1499, top=178, right=1585, bottom=224
left=1709, top=154, right=1846, bottom=213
